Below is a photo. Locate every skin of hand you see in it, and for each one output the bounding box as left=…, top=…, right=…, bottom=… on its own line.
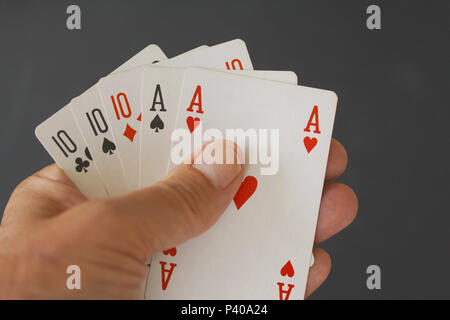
left=0, top=139, right=357, bottom=299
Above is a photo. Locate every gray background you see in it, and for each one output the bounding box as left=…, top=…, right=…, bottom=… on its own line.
left=0, top=0, right=448, bottom=299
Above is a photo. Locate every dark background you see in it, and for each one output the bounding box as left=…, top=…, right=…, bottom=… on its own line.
left=0, top=0, right=448, bottom=299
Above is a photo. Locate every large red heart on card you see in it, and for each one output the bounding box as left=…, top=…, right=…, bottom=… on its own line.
left=186, top=116, right=200, bottom=133
left=303, top=136, right=317, bottom=153
left=163, top=247, right=177, bottom=257
left=233, top=176, right=258, bottom=210
left=280, top=260, right=295, bottom=277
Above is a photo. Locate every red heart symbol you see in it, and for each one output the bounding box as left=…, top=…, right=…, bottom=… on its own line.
left=163, top=247, right=177, bottom=257
left=303, top=137, right=317, bottom=153
left=233, top=176, right=258, bottom=210
left=186, top=116, right=200, bottom=133
left=280, top=260, right=295, bottom=278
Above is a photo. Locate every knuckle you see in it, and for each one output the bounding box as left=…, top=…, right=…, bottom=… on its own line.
left=9, top=175, right=47, bottom=203
left=13, top=175, right=38, bottom=195
left=11, top=174, right=85, bottom=208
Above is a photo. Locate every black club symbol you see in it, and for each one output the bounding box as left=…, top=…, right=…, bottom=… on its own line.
left=75, top=157, right=90, bottom=173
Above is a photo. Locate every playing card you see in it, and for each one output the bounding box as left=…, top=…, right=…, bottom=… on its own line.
left=140, top=67, right=298, bottom=189
left=140, top=66, right=313, bottom=291
left=35, top=106, right=108, bottom=199
left=140, top=66, right=314, bottom=268
left=146, top=68, right=337, bottom=299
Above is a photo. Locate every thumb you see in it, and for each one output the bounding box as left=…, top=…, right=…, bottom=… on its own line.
left=99, top=140, right=245, bottom=260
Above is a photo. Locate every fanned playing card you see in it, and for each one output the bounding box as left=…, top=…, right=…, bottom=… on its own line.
left=146, top=68, right=337, bottom=299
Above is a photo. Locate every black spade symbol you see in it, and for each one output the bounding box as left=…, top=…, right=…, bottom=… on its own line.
left=150, top=114, right=164, bottom=133
left=102, top=138, right=116, bottom=155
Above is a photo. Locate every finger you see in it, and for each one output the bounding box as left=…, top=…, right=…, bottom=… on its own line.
left=304, top=248, right=331, bottom=298
left=2, top=164, right=86, bottom=227
left=89, top=140, right=245, bottom=261
left=314, top=183, right=358, bottom=244
left=325, top=139, right=348, bottom=182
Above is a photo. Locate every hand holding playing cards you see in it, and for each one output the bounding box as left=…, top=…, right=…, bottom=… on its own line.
left=0, top=139, right=356, bottom=299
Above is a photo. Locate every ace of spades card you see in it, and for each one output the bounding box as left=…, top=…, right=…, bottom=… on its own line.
left=146, top=68, right=337, bottom=300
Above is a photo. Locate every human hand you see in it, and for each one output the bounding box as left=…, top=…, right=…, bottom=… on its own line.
left=0, top=139, right=357, bottom=299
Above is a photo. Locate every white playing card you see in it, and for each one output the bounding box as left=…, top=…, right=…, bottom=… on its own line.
left=140, top=68, right=298, bottom=189
left=35, top=106, right=108, bottom=199
left=140, top=67, right=312, bottom=294
left=146, top=68, right=337, bottom=299
left=140, top=66, right=313, bottom=268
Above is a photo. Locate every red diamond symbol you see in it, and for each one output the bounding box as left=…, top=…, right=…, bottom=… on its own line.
left=137, top=113, right=142, bottom=122
left=123, top=123, right=136, bottom=142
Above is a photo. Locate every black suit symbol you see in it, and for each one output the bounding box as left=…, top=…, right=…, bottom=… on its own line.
left=75, top=157, right=90, bottom=173
left=75, top=147, right=93, bottom=173
left=102, top=138, right=116, bottom=155
left=150, top=114, right=164, bottom=133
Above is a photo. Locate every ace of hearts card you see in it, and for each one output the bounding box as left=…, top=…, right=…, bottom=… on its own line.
left=146, top=68, right=337, bottom=300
